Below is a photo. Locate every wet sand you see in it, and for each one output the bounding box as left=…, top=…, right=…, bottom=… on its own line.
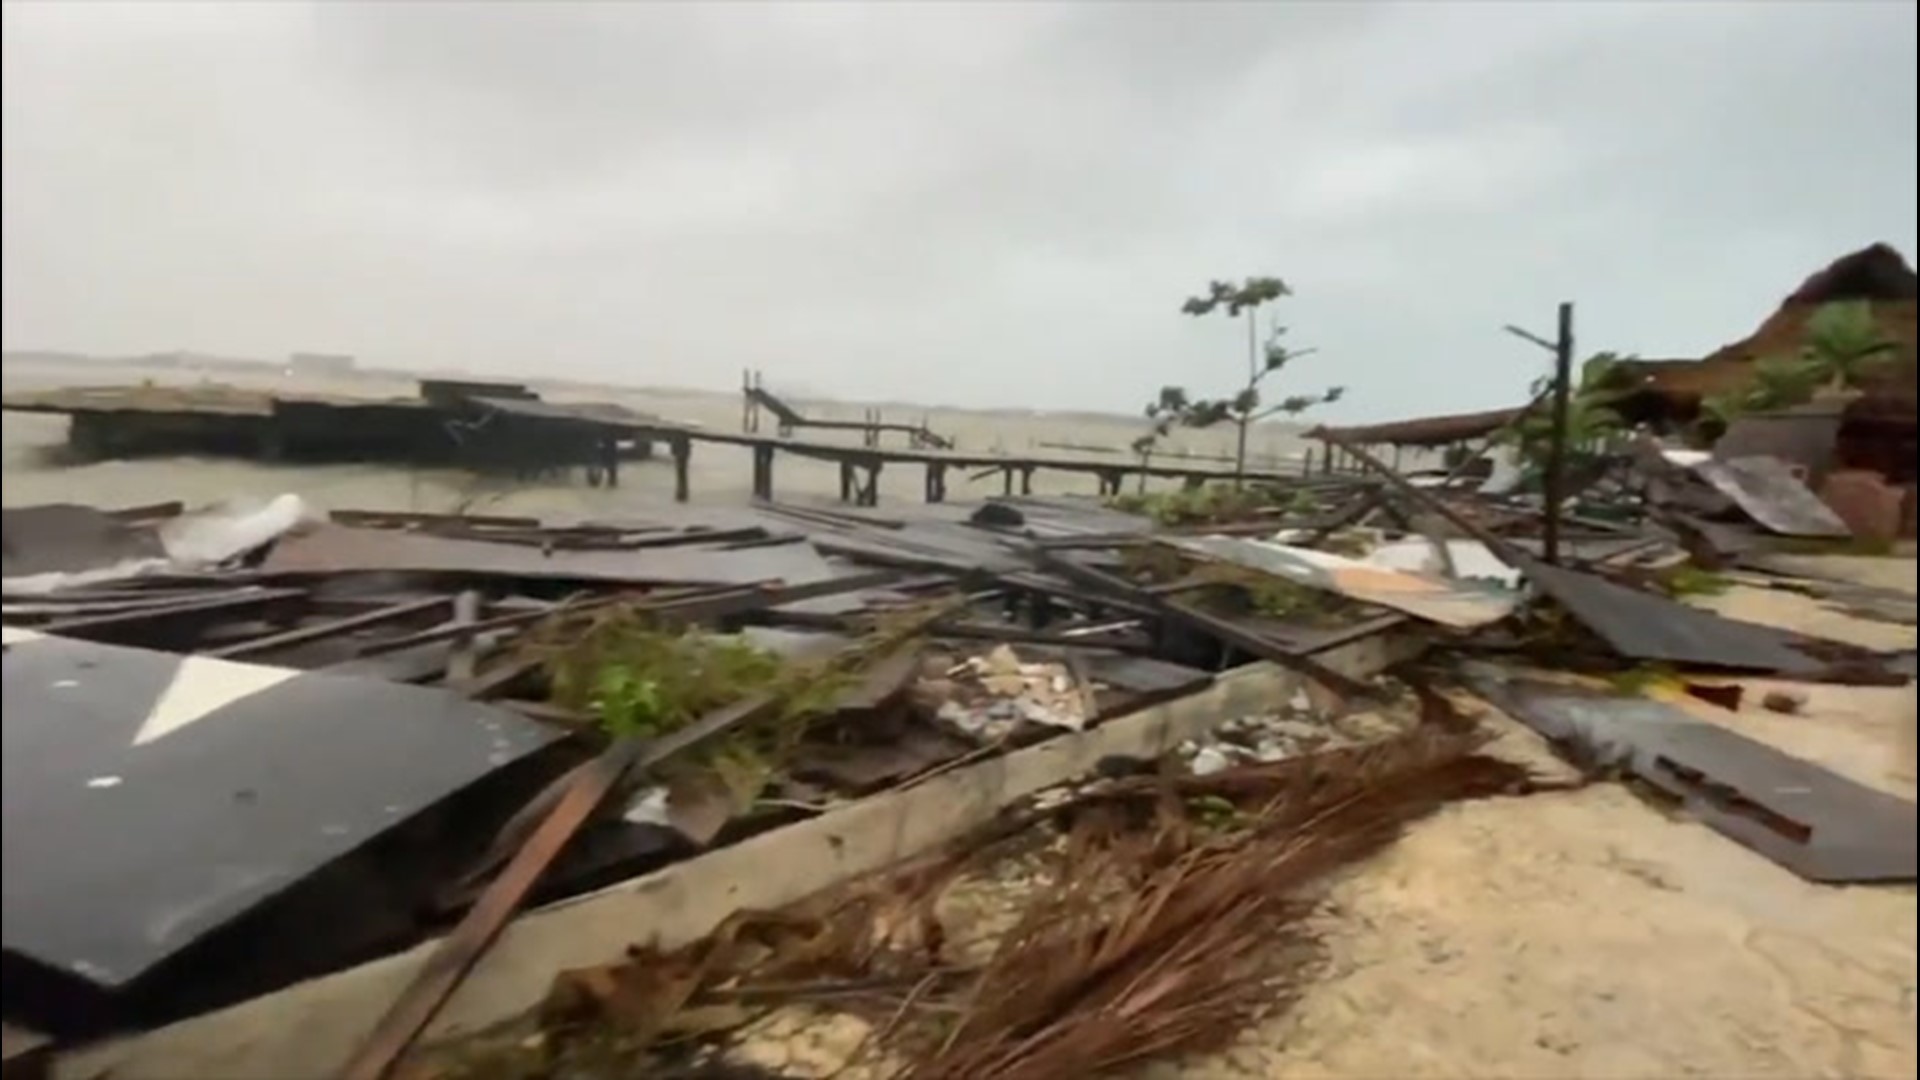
left=2, top=361, right=1316, bottom=516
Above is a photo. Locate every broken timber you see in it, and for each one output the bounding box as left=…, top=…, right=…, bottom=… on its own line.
left=57, top=623, right=1421, bottom=1080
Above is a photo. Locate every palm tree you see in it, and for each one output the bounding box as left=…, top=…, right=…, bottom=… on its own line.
left=1797, top=300, right=1902, bottom=394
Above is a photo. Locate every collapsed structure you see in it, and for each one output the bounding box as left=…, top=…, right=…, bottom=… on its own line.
left=2, top=429, right=1913, bottom=1078
left=2, top=244, right=1915, bottom=1080
left=1321, top=243, right=1920, bottom=540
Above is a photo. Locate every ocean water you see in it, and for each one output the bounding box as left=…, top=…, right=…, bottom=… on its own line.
left=2, top=361, right=1314, bottom=518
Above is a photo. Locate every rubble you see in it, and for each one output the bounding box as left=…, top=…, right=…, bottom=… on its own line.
left=5, top=412, right=1915, bottom=1079
left=932, top=644, right=1093, bottom=739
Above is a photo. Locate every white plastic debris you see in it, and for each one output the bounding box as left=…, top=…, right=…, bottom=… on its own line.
left=619, top=786, right=673, bottom=828
left=3, top=494, right=318, bottom=594
left=1190, top=746, right=1233, bottom=777
left=159, top=494, right=316, bottom=568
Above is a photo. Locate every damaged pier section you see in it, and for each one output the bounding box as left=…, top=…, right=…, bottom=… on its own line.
left=1, top=447, right=1915, bottom=1078
left=1, top=379, right=660, bottom=488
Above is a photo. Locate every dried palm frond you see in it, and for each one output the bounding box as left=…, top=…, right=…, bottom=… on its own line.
left=902, top=726, right=1536, bottom=1080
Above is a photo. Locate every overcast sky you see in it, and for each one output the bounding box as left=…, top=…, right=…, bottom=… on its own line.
left=3, top=1, right=1915, bottom=421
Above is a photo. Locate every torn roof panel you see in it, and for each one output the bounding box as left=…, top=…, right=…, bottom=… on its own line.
left=1466, top=667, right=1917, bottom=883
left=1361, top=538, right=1523, bottom=591
left=1313, top=407, right=1523, bottom=448
left=1688, top=456, right=1852, bottom=538
left=1163, top=535, right=1520, bottom=630
left=1, top=505, right=165, bottom=581
left=0, top=630, right=564, bottom=992
left=1522, top=561, right=1837, bottom=676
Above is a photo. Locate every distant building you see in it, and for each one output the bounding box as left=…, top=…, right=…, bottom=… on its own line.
left=288, top=352, right=356, bottom=377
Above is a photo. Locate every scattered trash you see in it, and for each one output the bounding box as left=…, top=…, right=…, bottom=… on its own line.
left=933, top=645, right=1095, bottom=739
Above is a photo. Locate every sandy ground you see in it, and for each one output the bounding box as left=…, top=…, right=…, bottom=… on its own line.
left=2, top=360, right=1333, bottom=513
left=719, top=579, right=1919, bottom=1080
left=1171, top=579, right=1918, bottom=1080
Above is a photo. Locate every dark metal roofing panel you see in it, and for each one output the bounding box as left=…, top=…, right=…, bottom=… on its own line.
left=467, top=396, right=664, bottom=427
left=1467, top=667, right=1916, bottom=883
left=263, top=523, right=839, bottom=588
left=1689, top=456, right=1851, bottom=538
left=0, top=628, right=563, bottom=990
left=1524, top=561, right=1835, bottom=676
left=2, top=505, right=164, bottom=580
left=1313, top=407, right=1524, bottom=448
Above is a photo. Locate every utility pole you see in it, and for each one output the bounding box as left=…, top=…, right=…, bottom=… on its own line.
left=1236, top=308, right=1257, bottom=489
left=1503, top=302, right=1576, bottom=565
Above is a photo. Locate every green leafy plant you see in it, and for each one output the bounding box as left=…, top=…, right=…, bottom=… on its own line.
left=556, top=629, right=788, bottom=740
left=1495, top=351, right=1634, bottom=486
left=1135, top=277, right=1344, bottom=484
left=543, top=618, right=859, bottom=808
left=1654, top=565, right=1733, bottom=600
left=1800, top=299, right=1903, bottom=391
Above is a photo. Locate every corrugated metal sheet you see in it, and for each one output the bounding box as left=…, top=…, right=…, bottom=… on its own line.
left=1165, top=535, right=1519, bottom=630
left=1689, top=455, right=1852, bottom=538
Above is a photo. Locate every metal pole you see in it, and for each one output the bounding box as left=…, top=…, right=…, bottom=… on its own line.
left=1543, top=302, right=1574, bottom=565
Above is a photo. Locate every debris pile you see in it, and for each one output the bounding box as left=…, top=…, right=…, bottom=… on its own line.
left=928, top=645, right=1093, bottom=739
left=3, top=422, right=1914, bottom=1079
left=411, top=707, right=1540, bottom=1080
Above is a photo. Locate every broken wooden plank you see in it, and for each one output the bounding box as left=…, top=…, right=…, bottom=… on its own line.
left=208, top=595, right=452, bottom=661
left=336, top=692, right=782, bottom=1080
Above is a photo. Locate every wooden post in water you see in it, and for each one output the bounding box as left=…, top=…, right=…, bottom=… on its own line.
left=671, top=435, right=692, bottom=503
left=751, top=444, right=776, bottom=500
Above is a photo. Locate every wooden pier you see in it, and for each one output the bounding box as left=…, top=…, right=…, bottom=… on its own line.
left=741, top=369, right=953, bottom=449
left=655, top=426, right=1307, bottom=506
left=5, top=379, right=1312, bottom=505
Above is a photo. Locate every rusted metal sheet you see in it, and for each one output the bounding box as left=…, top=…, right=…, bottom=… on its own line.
left=1164, top=535, right=1519, bottom=630
left=1523, top=561, right=1842, bottom=676
left=1466, top=667, right=1917, bottom=883
left=1687, top=455, right=1851, bottom=538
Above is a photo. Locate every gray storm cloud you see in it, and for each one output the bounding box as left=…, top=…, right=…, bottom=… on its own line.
left=4, top=0, right=1915, bottom=420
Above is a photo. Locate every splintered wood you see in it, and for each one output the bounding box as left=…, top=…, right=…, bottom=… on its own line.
left=411, top=712, right=1542, bottom=1080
